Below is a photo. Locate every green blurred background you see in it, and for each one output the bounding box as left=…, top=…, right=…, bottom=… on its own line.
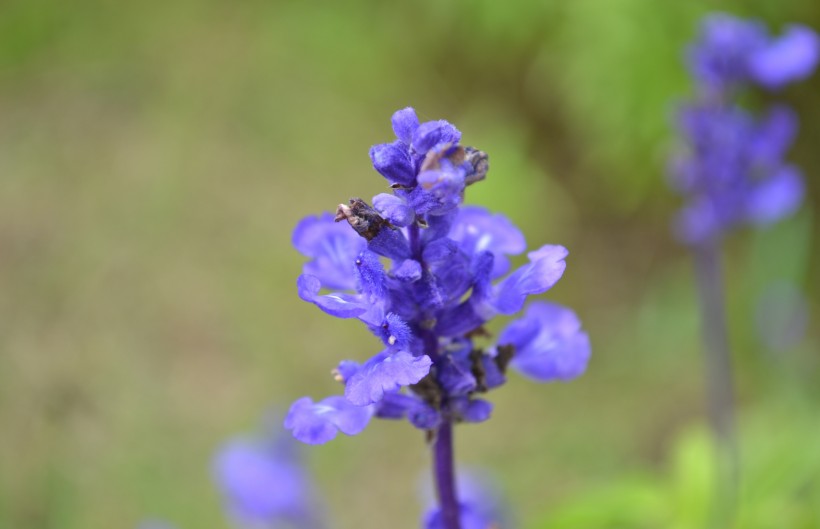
left=1, top=1, right=818, bottom=528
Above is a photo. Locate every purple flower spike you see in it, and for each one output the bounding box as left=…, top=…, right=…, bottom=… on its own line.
left=750, top=25, right=820, bottom=89
left=670, top=15, right=815, bottom=243
left=500, top=301, right=591, bottom=382
left=290, top=106, right=588, bottom=527
left=285, top=396, right=373, bottom=445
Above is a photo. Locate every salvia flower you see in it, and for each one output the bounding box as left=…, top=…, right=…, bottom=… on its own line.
left=286, top=107, right=591, bottom=445
left=213, top=419, right=323, bottom=529
left=670, top=14, right=818, bottom=245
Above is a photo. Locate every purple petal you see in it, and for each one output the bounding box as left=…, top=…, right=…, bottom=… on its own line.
left=372, top=193, right=415, bottom=227
left=367, top=227, right=411, bottom=260
left=451, top=397, right=493, bottom=423
left=438, top=355, right=477, bottom=397
left=449, top=206, right=527, bottom=278
left=369, top=140, right=416, bottom=187
left=376, top=392, right=441, bottom=429
left=411, top=120, right=462, bottom=155
left=374, top=312, right=414, bottom=350
left=745, top=165, right=804, bottom=225
left=673, top=199, right=723, bottom=245
left=391, top=107, right=420, bottom=144
left=752, top=105, right=797, bottom=167
left=297, top=274, right=368, bottom=319
left=415, top=162, right=466, bottom=215
left=750, top=25, right=820, bottom=89
left=501, top=301, right=591, bottom=382
left=687, top=14, right=767, bottom=89
left=353, top=250, right=386, bottom=300
left=213, top=437, right=313, bottom=525
left=490, top=245, right=568, bottom=315
left=344, top=351, right=432, bottom=406
left=393, top=259, right=422, bottom=282
left=284, top=396, right=373, bottom=445
left=292, top=213, right=364, bottom=290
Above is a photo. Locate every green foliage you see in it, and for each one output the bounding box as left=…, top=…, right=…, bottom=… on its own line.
left=539, top=397, right=820, bottom=529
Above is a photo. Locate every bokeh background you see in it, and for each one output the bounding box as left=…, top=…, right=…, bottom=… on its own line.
left=1, top=0, right=818, bottom=528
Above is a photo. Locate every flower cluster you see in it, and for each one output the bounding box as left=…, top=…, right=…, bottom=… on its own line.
left=285, top=107, right=591, bottom=444
left=669, top=14, right=819, bottom=244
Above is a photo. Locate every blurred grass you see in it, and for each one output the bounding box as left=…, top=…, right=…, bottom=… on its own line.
left=0, top=1, right=818, bottom=528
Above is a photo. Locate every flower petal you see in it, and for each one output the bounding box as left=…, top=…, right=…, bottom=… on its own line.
left=449, top=206, right=526, bottom=278
left=292, top=213, right=364, bottom=290
left=344, top=351, right=432, bottom=406
left=373, top=193, right=415, bottom=227
left=297, top=274, right=368, bottom=319
left=745, top=165, right=804, bottom=225
left=500, top=301, right=591, bottom=382
left=213, top=437, right=312, bottom=525
left=376, top=392, right=441, bottom=429
left=284, top=396, right=373, bottom=445
left=490, top=245, right=568, bottom=315
left=391, top=107, right=420, bottom=144
left=369, top=140, right=416, bottom=187
left=750, top=25, right=820, bottom=89
left=411, top=120, right=462, bottom=155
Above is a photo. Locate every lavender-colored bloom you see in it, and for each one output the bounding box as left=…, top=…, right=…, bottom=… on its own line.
left=288, top=106, right=588, bottom=528
left=213, top=422, right=322, bottom=528
left=671, top=14, right=817, bottom=244
left=287, top=107, right=589, bottom=445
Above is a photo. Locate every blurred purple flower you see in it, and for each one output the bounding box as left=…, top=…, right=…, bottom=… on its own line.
left=213, top=421, right=323, bottom=528
left=670, top=14, right=817, bottom=244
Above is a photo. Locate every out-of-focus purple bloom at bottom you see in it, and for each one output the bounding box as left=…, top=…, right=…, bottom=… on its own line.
left=213, top=422, right=323, bottom=529
left=422, top=470, right=509, bottom=529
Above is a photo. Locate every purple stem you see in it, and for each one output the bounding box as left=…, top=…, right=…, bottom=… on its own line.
left=433, top=420, right=461, bottom=529
left=693, top=241, right=738, bottom=522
